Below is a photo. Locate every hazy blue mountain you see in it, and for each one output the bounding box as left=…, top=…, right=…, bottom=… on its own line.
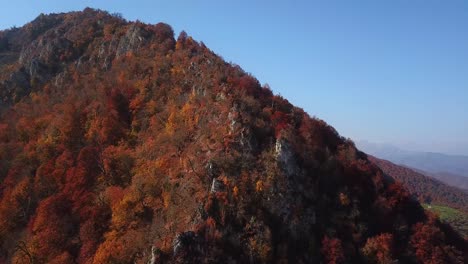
left=424, top=171, right=468, bottom=191
left=356, top=140, right=468, bottom=189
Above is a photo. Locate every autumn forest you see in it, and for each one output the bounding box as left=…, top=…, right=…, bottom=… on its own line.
left=0, top=8, right=466, bottom=264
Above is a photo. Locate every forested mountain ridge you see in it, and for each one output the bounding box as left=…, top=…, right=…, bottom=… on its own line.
left=356, top=141, right=468, bottom=190
left=0, top=8, right=466, bottom=264
left=369, top=156, right=468, bottom=238
left=369, top=156, right=468, bottom=213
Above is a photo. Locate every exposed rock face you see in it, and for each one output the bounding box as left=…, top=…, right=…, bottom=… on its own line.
left=210, top=178, right=225, bottom=193
left=1, top=29, right=77, bottom=105
left=18, top=35, right=75, bottom=87
left=0, top=69, right=30, bottom=103
left=205, top=160, right=215, bottom=178
left=191, top=85, right=206, bottom=96
left=147, top=246, right=158, bottom=264
left=275, top=138, right=297, bottom=177
left=239, top=128, right=257, bottom=152
left=95, top=37, right=119, bottom=69
left=228, top=104, right=240, bottom=134
left=116, top=24, right=148, bottom=57
left=19, top=37, right=74, bottom=66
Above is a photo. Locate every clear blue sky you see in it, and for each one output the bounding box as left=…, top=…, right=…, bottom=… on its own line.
left=1, top=0, right=467, bottom=155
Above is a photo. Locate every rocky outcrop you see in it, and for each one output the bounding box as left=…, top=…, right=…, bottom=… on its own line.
left=116, top=24, right=148, bottom=57
left=210, top=178, right=225, bottom=193
left=19, top=36, right=75, bottom=70
left=146, top=246, right=158, bottom=264
left=228, top=104, right=240, bottom=134
left=275, top=138, right=297, bottom=177
left=0, top=69, right=30, bottom=103
left=1, top=32, right=77, bottom=104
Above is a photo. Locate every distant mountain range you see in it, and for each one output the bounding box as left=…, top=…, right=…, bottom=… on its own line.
left=356, top=140, right=468, bottom=190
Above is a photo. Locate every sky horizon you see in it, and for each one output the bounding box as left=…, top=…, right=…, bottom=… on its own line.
left=1, top=0, right=467, bottom=155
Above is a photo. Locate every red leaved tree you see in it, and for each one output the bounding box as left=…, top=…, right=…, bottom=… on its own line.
left=321, top=236, right=345, bottom=264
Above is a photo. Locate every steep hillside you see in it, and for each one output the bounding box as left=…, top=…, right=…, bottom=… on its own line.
left=426, top=171, right=468, bottom=191
left=422, top=204, right=468, bottom=239
left=369, top=156, right=468, bottom=238
left=0, top=8, right=466, bottom=264
left=369, top=156, right=468, bottom=213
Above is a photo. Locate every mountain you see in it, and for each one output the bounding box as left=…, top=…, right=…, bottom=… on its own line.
left=369, top=156, right=468, bottom=237
left=0, top=9, right=466, bottom=264
left=357, top=140, right=468, bottom=189
left=425, top=172, right=468, bottom=191
left=369, top=156, right=468, bottom=212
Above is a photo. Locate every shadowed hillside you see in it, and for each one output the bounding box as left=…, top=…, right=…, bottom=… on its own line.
left=369, top=156, right=468, bottom=213
left=369, top=156, right=468, bottom=238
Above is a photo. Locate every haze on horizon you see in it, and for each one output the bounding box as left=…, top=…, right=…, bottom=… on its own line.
left=1, top=0, right=467, bottom=155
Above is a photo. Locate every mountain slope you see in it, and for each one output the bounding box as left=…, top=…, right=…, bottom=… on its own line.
left=356, top=141, right=468, bottom=190
left=369, top=156, right=468, bottom=212
left=425, top=171, right=468, bottom=191
left=369, top=156, right=468, bottom=238
left=422, top=204, right=468, bottom=240
left=0, top=8, right=466, bottom=264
